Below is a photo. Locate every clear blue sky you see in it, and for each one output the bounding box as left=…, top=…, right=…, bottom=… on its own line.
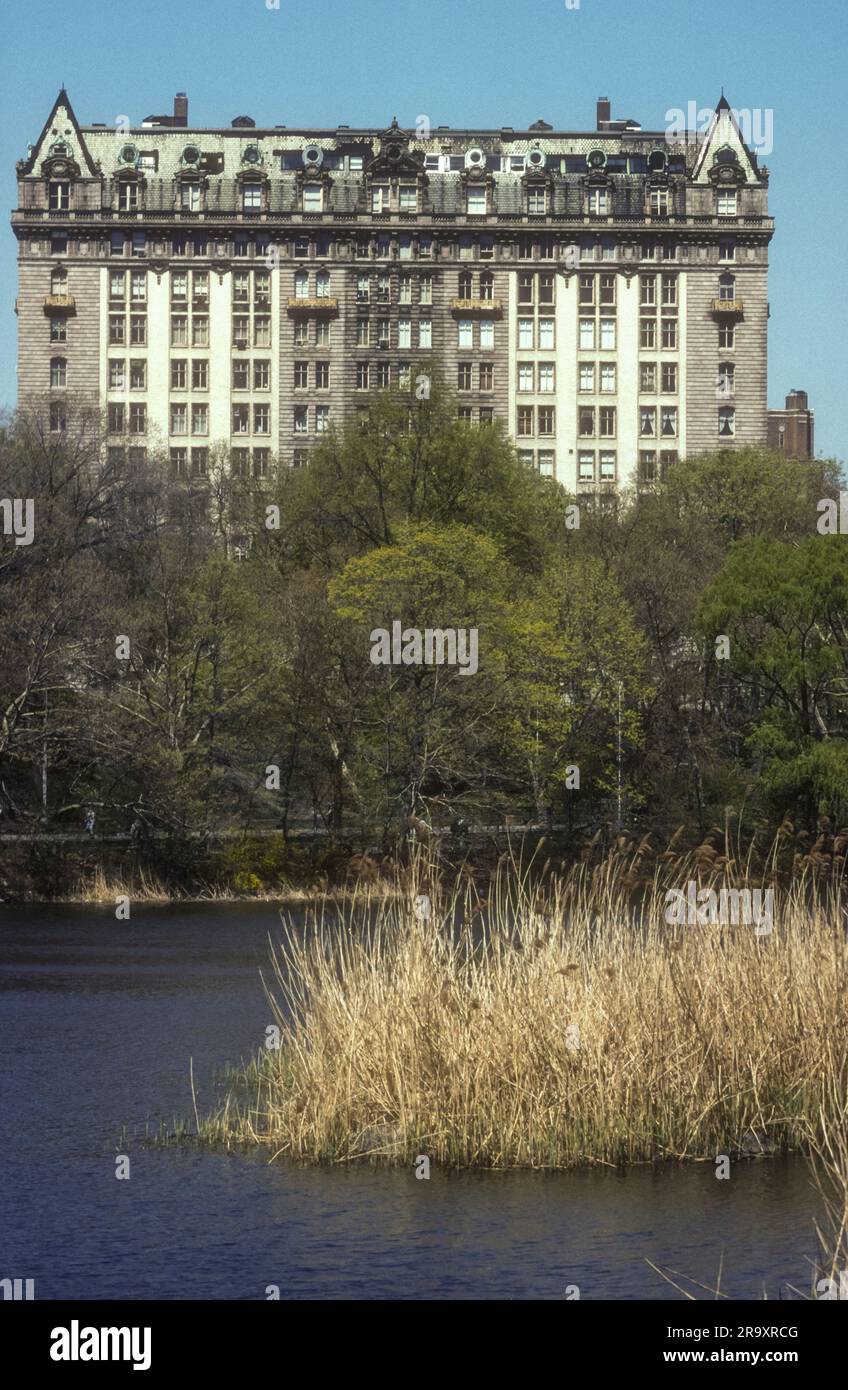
left=1, top=0, right=845, bottom=460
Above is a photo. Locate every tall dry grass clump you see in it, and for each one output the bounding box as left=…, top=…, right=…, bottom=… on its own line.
left=203, top=849, right=848, bottom=1169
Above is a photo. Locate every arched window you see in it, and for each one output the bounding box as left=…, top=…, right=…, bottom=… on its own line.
left=480, top=271, right=494, bottom=301
left=50, top=357, right=67, bottom=388
left=718, top=273, right=735, bottom=302
left=316, top=271, right=330, bottom=299
left=50, top=267, right=68, bottom=295
left=458, top=271, right=473, bottom=298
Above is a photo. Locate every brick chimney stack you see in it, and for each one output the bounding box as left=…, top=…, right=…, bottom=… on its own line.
left=173, top=92, right=188, bottom=127
left=597, top=97, right=611, bottom=130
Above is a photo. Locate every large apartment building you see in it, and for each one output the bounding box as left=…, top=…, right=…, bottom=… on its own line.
left=13, top=89, right=773, bottom=495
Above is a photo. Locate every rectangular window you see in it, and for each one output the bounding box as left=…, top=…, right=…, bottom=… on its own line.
left=399, top=184, right=417, bottom=211
left=640, top=362, right=657, bottom=392
left=599, top=407, right=616, bottom=438
left=466, top=187, right=487, bottom=215
left=538, top=318, right=555, bottom=350
left=129, top=360, right=146, bottom=390
left=579, top=407, right=595, bottom=437
left=661, top=274, right=678, bottom=307
left=109, top=271, right=127, bottom=301
left=578, top=451, right=595, bottom=481
left=640, top=318, right=657, bottom=349
left=130, top=272, right=146, bottom=303
left=109, top=359, right=126, bottom=390
left=129, top=316, right=146, bottom=346
left=231, top=448, right=250, bottom=478
left=191, top=447, right=208, bottom=476
left=517, top=406, right=534, bottom=437
left=717, top=190, right=738, bottom=216
left=171, top=359, right=188, bottom=390
left=233, top=360, right=249, bottom=390
left=518, top=363, right=534, bottom=392
left=170, top=403, right=187, bottom=435
left=180, top=183, right=200, bottom=211
left=356, top=362, right=370, bottom=390
left=649, top=188, right=669, bottom=216
left=191, top=404, right=208, bottom=436
left=538, top=363, right=555, bottom=392
left=253, top=405, right=270, bottom=434
left=50, top=318, right=67, bottom=343
left=253, top=448, right=270, bottom=478
left=538, top=406, right=555, bottom=437
left=479, top=362, right=494, bottom=392
left=398, top=277, right=412, bottom=305
left=243, top=182, right=263, bottom=210
left=600, top=363, right=616, bottom=393
left=661, top=406, right=678, bottom=437
left=579, top=275, right=595, bottom=307
left=518, top=273, right=535, bottom=306
left=418, top=319, right=432, bottom=348
left=661, top=319, right=678, bottom=350
left=479, top=320, right=494, bottom=350
left=303, top=183, right=323, bottom=212
left=718, top=406, right=735, bottom=436
left=599, top=319, right=616, bottom=350
left=234, top=273, right=250, bottom=303
left=599, top=450, right=616, bottom=481
left=419, top=274, right=433, bottom=305
left=579, top=364, right=595, bottom=392
left=254, top=317, right=271, bottom=347
left=131, top=232, right=146, bottom=258
left=640, top=275, right=656, bottom=307
left=457, top=363, right=472, bottom=391
left=357, top=319, right=370, bottom=347
left=254, top=359, right=271, bottom=390
left=371, top=184, right=389, bottom=213
left=49, top=181, right=70, bottom=210
left=661, top=363, right=678, bottom=393
left=588, top=187, right=608, bottom=215
left=109, top=315, right=126, bottom=345
left=315, top=405, right=330, bottom=433
left=527, top=186, right=547, bottom=214
left=108, top=403, right=125, bottom=434
left=128, top=404, right=147, bottom=434
left=719, top=323, right=735, bottom=349
left=232, top=405, right=249, bottom=434
left=315, top=361, right=329, bottom=390
left=579, top=319, right=595, bottom=351
left=640, top=451, right=657, bottom=483
left=640, top=407, right=657, bottom=438
left=518, top=318, right=535, bottom=350
left=458, top=319, right=473, bottom=349
left=537, top=449, right=554, bottom=476
left=170, top=448, right=187, bottom=475
left=233, top=316, right=250, bottom=347
left=192, top=359, right=208, bottom=391
left=599, top=274, right=616, bottom=307
left=294, top=406, right=308, bottom=434
left=192, top=317, right=209, bottom=347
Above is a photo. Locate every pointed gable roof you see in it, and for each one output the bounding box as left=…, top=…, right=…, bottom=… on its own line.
left=20, top=89, right=98, bottom=177
left=691, top=95, right=760, bottom=184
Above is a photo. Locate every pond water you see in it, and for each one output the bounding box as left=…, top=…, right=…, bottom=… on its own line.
left=0, top=902, right=824, bottom=1300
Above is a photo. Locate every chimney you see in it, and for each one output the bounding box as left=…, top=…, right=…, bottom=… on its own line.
left=786, top=389, right=808, bottom=410
left=597, top=97, right=611, bottom=130
left=173, top=92, right=188, bottom=127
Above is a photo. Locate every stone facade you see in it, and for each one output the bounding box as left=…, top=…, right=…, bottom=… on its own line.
left=12, top=91, right=774, bottom=496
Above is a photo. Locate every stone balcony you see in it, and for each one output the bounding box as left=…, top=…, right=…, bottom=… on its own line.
left=450, top=297, right=503, bottom=316
left=710, top=297, right=744, bottom=316
left=286, top=296, right=339, bottom=315
left=43, top=294, right=75, bottom=313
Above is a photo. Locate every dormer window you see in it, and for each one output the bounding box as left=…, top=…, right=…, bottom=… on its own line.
left=49, top=180, right=70, bottom=210
left=399, top=184, right=417, bottom=211
left=371, top=184, right=390, bottom=212
left=180, top=183, right=201, bottom=211
left=527, top=185, right=547, bottom=215
left=466, top=186, right=487, bottom=216
left=242, top=181, right=263, bottom=210
left=118, top=181, right=139, bottom=211
left=303, top=182, right=323, bottom=212
left=717, top=189, right=738, bottom=216
left=588, top=187, right=608, bottom=215
left=649, top=187, right=669, bottom=216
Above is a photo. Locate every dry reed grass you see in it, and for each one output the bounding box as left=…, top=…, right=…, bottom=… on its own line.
left=199, top=843, right=848, bottom=1171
